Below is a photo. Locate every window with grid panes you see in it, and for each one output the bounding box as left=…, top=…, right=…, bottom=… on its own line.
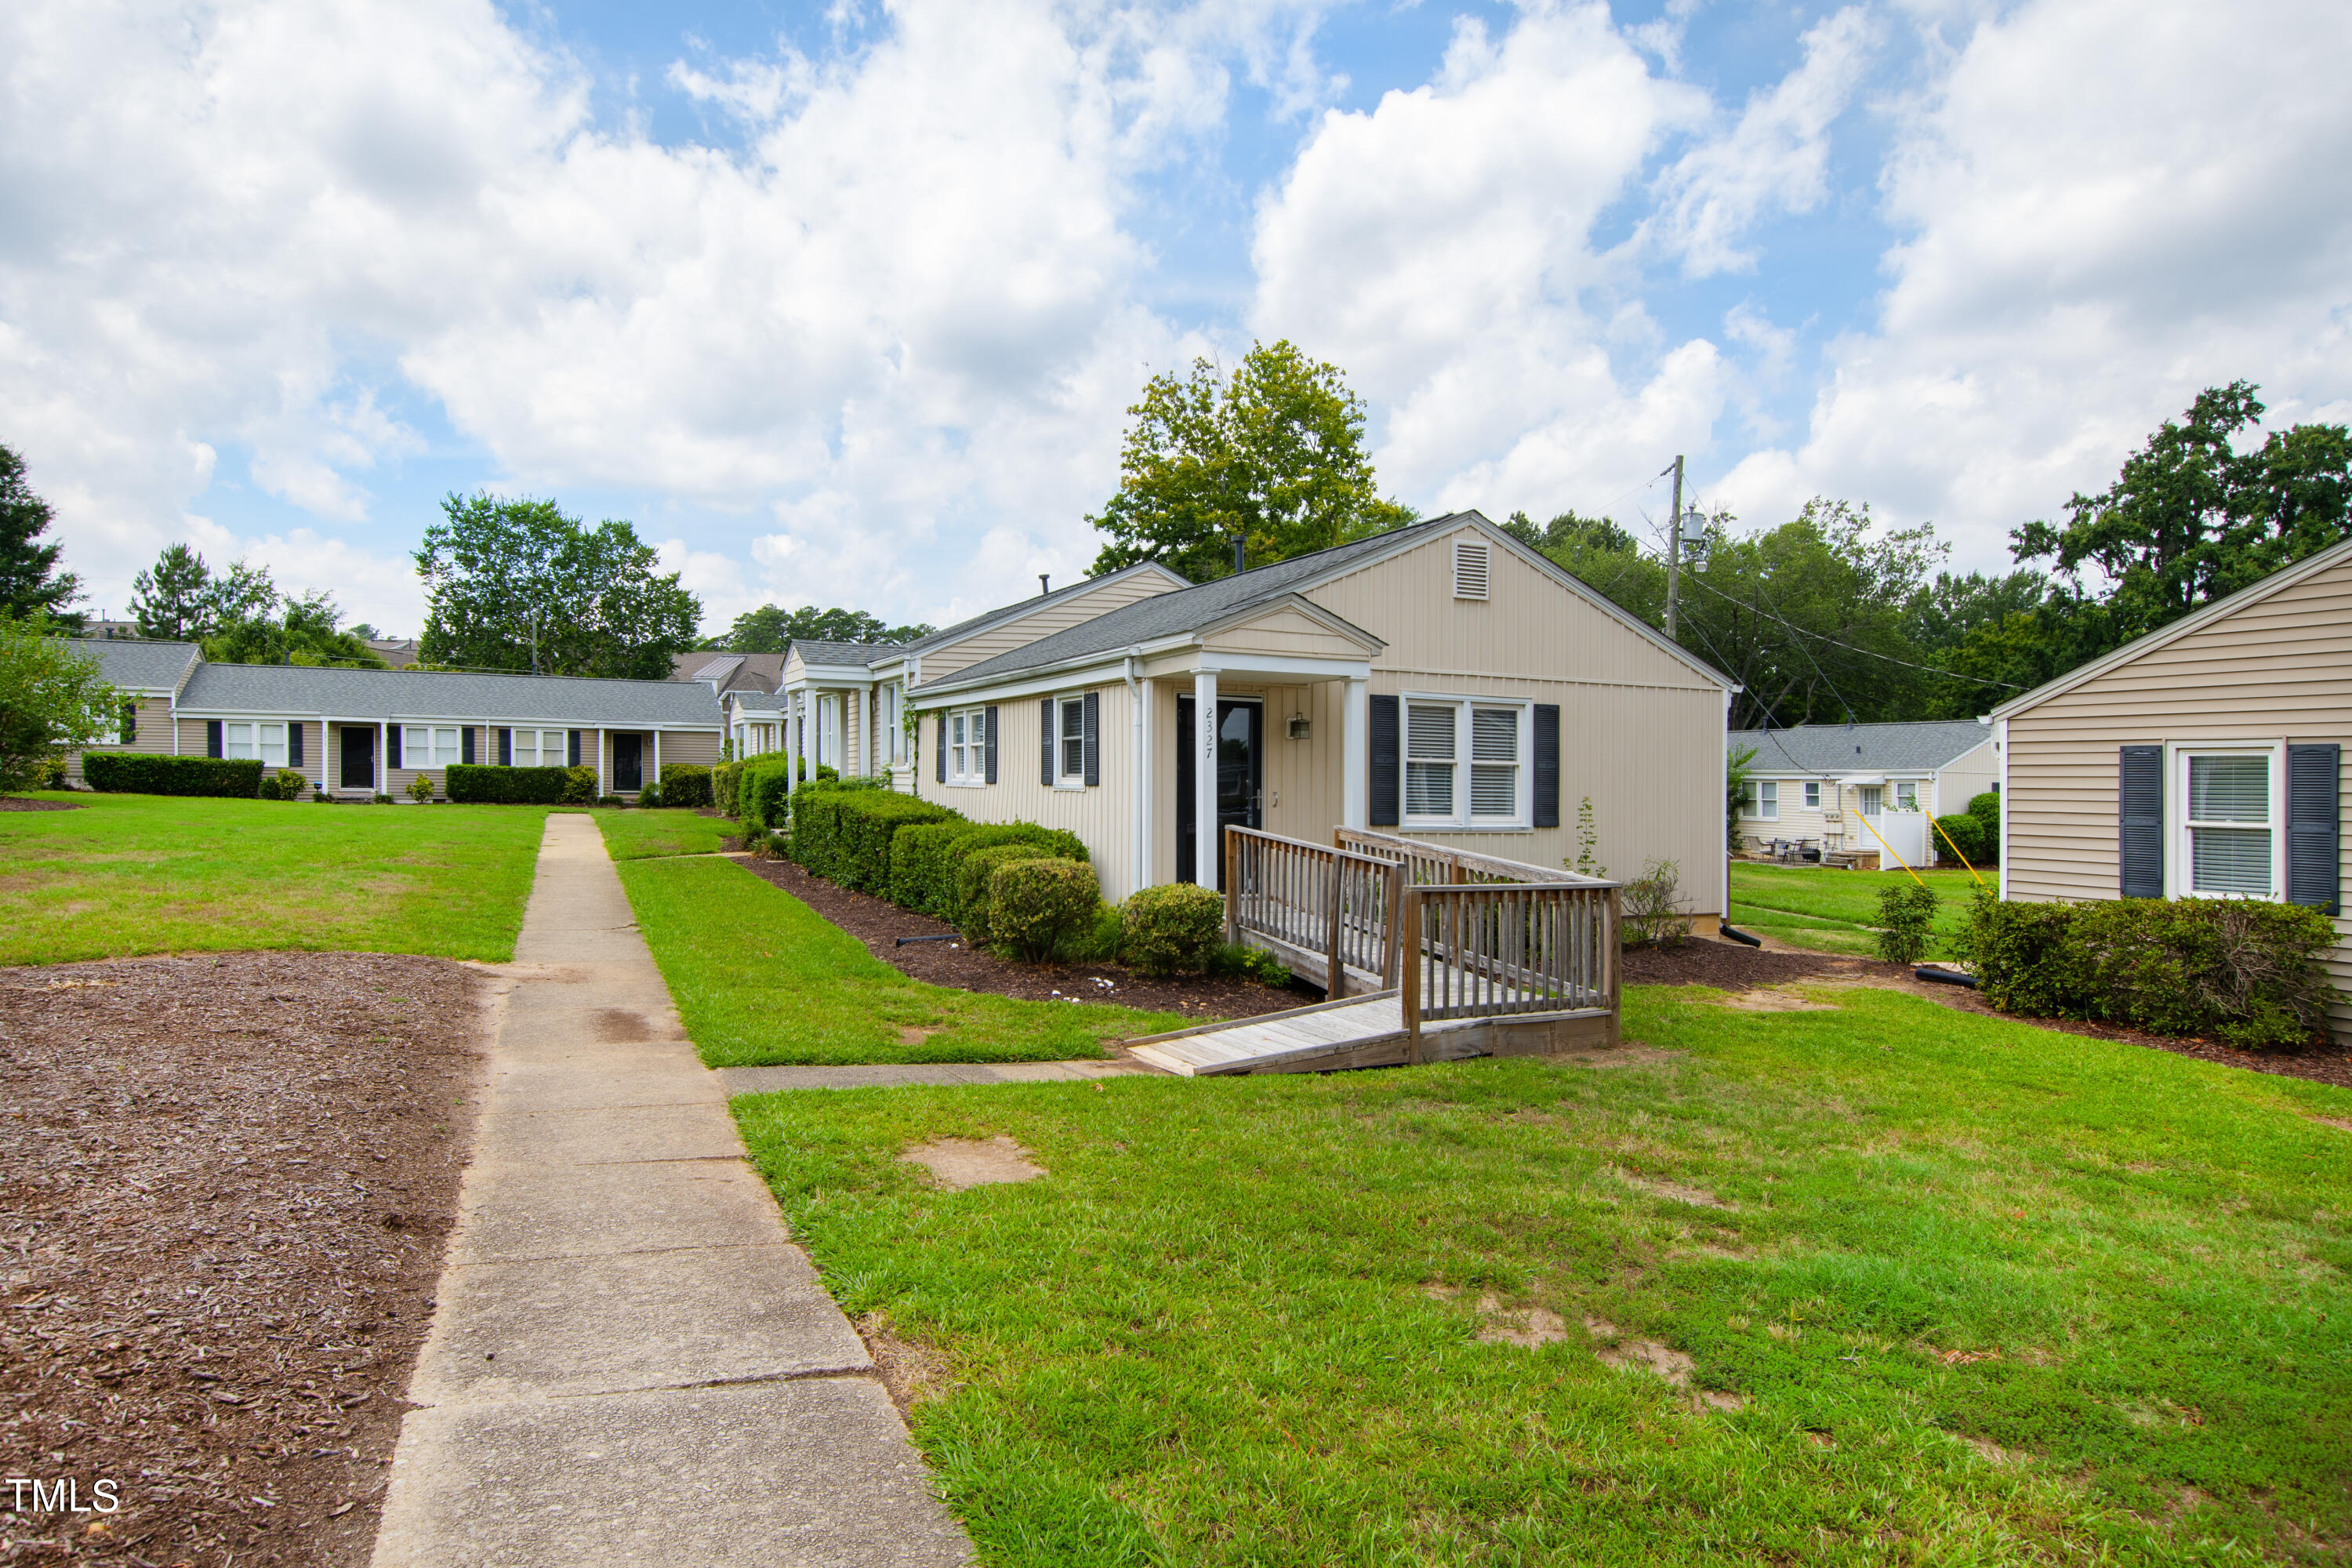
left=403, top=726, right=459, bottom=767
left=1059, top=697, right=1086, bottom=780
left=1469, top=706, right=1518, bottom=819
left=223, top=721, right=288, bottom=768
left=948, top=707, right=985, bottom=783
left=1405, top=702, right=1455, bottom=818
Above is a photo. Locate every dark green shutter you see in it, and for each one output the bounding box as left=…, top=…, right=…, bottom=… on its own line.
left=1040, top=698, right=1054, bottom=784
left=387, top=727, right=402, bottom=771
left=1532, top=704, right=1559, bottom=828
left=1368, top=695, right=1399, bottom=826
left=2119, top=746, right=2163, bottom=898
left=119, top=702, right=137, bottom=746
left=1082, top=691, right=1100, bottom=786
left=935, top=713, right=946, bottom=783
left=498, top=728, right=511, bottom=766
left=984, top=706, right=999, bottom=784
left=1176, top=696, right=1195, bottom=883
left=461, top=728, right=476, bottom=765
left=567, top=729, right=582, bottom=767
left=289, top=723, right=303, bottom=768
left=205, top=720, right=221, bottom=757
left=2287, top=742, right=2340, bottom=915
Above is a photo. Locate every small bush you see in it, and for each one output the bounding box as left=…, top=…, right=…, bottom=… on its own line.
left=1208, top=942, right=1293, bottom=987
left=1059, top=902, right=1125, bottom=965
left=658, top=764, right=713, bottom=808
left=1958, top=890, right=2339, bottom=1050
left=956, top=843, right=1058, bottom=948
left=987, top=858, right=1100, bottom=963
left=1121, top=882, right=1225, bottom=976
left=1933, top=812, right=1987, bottom=866
left=258, top=768, right=308, bottom=801
left=888, top=820, right=1089, bottom=921
left=638, top=782, right=662, bottom=808
left=1621, top=858, right=1693, bottom=948
left=448, top=764, right=572, bottom=804
left=82, top=753, right=264, bottom=798
left=713, top=760, right=746, bottom=817
left=33, top=755, right=67, bottom=790
left=1968, top=791, right=2002, bottom=861
left=1875, top=883, right=1939, bottom=965
left=561, top=765, right=598, bottom=805
left=406, top=773, right=436, bottom=804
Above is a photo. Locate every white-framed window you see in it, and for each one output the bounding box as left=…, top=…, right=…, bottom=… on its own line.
left=2178, top=746, right=2281, bottom=898
left=1802, top=781, right=1820, bottom=809
left=1402, top=696, right=1527, bottom=827
left=885, top=683, right=904, bottom=764
left=815, top=695, right=839, bottom=768
left=947, top=706, right=987, bottom=785
left=403, top=726, right=459, bottom=768
left=223, top=721, right=288, bottom=768
left=1895, top=780, right=1919, bottom=811
left=513, top=728, right=565, bottom=768
left=1058, top=695, right=1087, bottom=782
left=1744, top=780, right=1779, bottom=819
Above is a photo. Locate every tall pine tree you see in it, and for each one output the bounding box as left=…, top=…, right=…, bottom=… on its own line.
left=0, top=444, right=82, bottom=627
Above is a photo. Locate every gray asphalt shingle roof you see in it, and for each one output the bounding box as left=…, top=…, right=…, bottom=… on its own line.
left=1733, top=720, right=1993, bottom=775
left=887, top=561, right=1180, bottom=661
left=68, top=638, right=200, bottom=693
left=917, top=518, right=1471, bottom=691
left=792, top=639, right=896, bottom=670
left=176, top=662, right=721, bottom=726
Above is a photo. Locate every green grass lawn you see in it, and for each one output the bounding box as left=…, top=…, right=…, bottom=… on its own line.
left=0, top=792, right=551, bottom=964
left=616, top=856, right=1190, bottom=1066
left=1731, top=862, right=1994, bottom=960
left=591, top=806, right=739, bottom=859
left=734, top=982, right=2352, bottom=1566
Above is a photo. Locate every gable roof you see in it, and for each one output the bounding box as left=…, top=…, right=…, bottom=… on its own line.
left=176, top=662, right=722, bottom=726
left=790, top=639, right=896, bottom=673
left=67, top=637, right=201, bottom=694
left=914, top=511, right=1737, bottom=695
left=1733, top=720, right=1992, bottom=774
left=883, top=560, right=1188, bottom=665
left=670, top=650, right=787, bottom=693
left=1989, top=532, right=2352, bottom=720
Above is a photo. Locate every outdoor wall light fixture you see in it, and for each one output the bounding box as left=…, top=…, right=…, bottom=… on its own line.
left=1287, top=714, right=1311, bottom=739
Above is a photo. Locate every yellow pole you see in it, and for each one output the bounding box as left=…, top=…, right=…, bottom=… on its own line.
left=1931, top=815, right=1990, bottom=891
left=1853, top=807, right=1928, bottom=889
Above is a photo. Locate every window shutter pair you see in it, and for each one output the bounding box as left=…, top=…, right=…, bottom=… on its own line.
left=388, top=728, right=403, bottom=770
left=289, top=723, right=304, bottom=768
left=461, top=728, right=477, bottom=765
left=205, top=720, right=222, bottom=758
left=1083, top=692, right=1100, bottom=786
left=567, top=730, right=582, bottom=767
left=1040, top=698, right=1054, bottom=785
left=1367, top=695, right=1399, bottom=826
left=2117, top=742, right=2341, bottom=912
left=984, top=706, right=999, bottom=785
left=935, top=713, right=947, bottom=782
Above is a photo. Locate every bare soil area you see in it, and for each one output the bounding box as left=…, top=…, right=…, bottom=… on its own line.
left=0, top=952, right=486, bottom=1566
left=740, top=856, right=1312, bottom=1019
left=0, top=798, right=80, bottom=812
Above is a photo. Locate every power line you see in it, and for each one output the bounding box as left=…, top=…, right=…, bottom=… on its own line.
left=1675, top=568, right=2029, bottom=690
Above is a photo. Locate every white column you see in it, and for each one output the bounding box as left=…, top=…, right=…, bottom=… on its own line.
left=1342, top=676, right=1369, bottom=831
left=1135, top=677, right=1156, bottom=895
left=599, top=729, right=609, bottom=797
left=377, top=721, right=387, bottom=795
left=1193, top=669, right=1218, bottom=886
left=652, top=728, right=662, bottom=787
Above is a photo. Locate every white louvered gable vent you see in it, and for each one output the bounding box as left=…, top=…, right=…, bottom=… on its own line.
left=1452, top=539, right=1490, bottom=600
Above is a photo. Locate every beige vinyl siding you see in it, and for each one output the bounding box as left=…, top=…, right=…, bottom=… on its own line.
left=1200, top=608, right=1366, bottom=660
left=1933, top=742, right=1999, bottom=818
left=930, top=684, right=1137, bottom=897
left=917, top=573, right=1181, bottom=682
left=64, top=695, right=176, bottom=783
left=1736, top=741, right=1998, bottom=865
left=2003, top=554, right=2352, bottom=1040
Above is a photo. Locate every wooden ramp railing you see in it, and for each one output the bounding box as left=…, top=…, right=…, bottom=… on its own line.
left=1222, top=826, right=1621, bottom=1062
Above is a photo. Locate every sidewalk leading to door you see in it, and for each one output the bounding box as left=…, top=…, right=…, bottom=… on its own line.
left=370, top=813, right=971, bottom=1568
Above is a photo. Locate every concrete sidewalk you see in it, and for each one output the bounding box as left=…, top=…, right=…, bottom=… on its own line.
left=372, top=814, right=971, bottom=1568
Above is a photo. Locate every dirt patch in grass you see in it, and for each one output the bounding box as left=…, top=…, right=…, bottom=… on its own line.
left=0, top=796, right=82, bottom=811
left=854, top=1312, right=952, bottom=1414
left=740, top=856, right=1313, bottom=1020
left=1719, top=986, right=1842, bottom=1013
left=1621, top=938, right=1859, bottom=989
left=899, top=1135, right=1047, bottom=1191
left=0, top=951, right=486, bottom=1567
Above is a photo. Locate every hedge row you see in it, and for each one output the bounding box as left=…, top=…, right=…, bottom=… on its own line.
left=887, top=820, right=1088, bottom=923
left=1959, top=890, right=2340, bottom=1051
left=785, top=784, right=961, bottom=892
left=444, top=764, right=587, bottom=804
left=82, top=753, right=264, bottom=797
left=658, top=764, right=713, bottom=808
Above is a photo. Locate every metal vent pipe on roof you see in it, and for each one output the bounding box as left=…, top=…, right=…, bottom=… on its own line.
left=1039, top=574, right=1050, bottom=596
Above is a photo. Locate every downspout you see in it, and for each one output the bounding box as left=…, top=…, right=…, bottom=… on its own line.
left=1123, top=651, right=1142, bottom=899
left=1719, top=687, right=1731, bottom=930
left=1994, top=717, right=2009, bottom=902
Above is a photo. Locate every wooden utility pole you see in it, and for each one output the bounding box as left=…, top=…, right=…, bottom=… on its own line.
left=1665, top=454, right=1685, bottom=641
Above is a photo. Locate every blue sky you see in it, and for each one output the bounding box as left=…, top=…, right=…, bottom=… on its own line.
left=4, top=0, right=2347, bottom=637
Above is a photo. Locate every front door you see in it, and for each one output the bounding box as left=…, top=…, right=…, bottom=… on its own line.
left=614, top=733, right=644, bottom=793
left=340, top=725, right=374, bottom=790
left=1174, top=698, right=1262, bottom=885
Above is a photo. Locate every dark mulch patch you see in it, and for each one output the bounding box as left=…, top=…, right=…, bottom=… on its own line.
left=1633, top=936, right=2352, bottom=1090
left=0, top=796, right=82, bottom=811
left=0, top=952, right=487, bottom=1566
left=739, top=855, right=1312, bottom=1019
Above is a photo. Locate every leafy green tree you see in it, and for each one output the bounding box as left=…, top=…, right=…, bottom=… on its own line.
left=0, top=619, right=119, bottom=793
left=0, top=445, right=82, bottom=628
left=415, top=493, right=702, bottom=679
left=1505, top=509, right=1666, bottom=619
left=1089, top=340, right=1415, bottom=582
left=707, top=604, right=933, bottom=652
left=2013, top=381, right=2351, bottom=644
left=202, top=592, right=387, bottom=669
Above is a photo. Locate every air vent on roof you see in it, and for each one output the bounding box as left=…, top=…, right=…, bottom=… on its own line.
left=1453, top=539, right=1490, bottom=601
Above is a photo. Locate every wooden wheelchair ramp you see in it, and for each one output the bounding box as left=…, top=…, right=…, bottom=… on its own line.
left=1127, top=989, right=1615, bottom=1076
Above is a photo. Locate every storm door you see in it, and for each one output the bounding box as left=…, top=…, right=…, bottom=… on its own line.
left=1174, top=697, right=1264, bottom=886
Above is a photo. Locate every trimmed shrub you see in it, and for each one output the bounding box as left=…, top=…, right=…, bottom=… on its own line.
left=637, top=782, right=662, bottom=808
left=447, top=764, right=572, bottom=804
left=987, top=857, right=1100, bottom=962
left=82, top=753, right=263, bottom=797
left=713, top=760, right=746, bottom=817
left=1958, top=890, right=2339, bottom=1050
left=1121, top=882, right=1224, bottom=976
left=887, top=820, right=1090, bottom=921
left=789, top=786, right=960, bottom=891
left=740, top=760, right=796, bottom=836
left=561, top=765, right=598, bottom=805
left=1875, top=883, right=1938, bottom=965
left=1967, top=791, right=2002, bottom=862
left=659, top=764, right=713, bottom=808
left=957, top=843, right=1058, bottom=949
left=1933, top=812, right=1987, bottom=866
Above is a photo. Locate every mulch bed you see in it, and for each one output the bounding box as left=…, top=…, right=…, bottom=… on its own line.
left=739, top=856, right=1312, bottom=1019
left=1635, top=936, right=2352, bottom=1090
left=0, top=952, right=487, bottom=1566
left=0, top=797, right=81, bottom=811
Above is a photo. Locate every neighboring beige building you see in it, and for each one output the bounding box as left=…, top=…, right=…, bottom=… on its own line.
left=1988, top=535, right=2350, bottom=1041
left=852, top=512, right=1735, bottom=917
left=1731, top=720, right=2000, bottom=869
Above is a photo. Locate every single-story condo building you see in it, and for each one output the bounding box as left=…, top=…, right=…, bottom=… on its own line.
left=1731, top=720, right=2000, bottom=867
left=1988, top=533, right=2349, bottom=1042
left=60, top=640, right=723, bottom=798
